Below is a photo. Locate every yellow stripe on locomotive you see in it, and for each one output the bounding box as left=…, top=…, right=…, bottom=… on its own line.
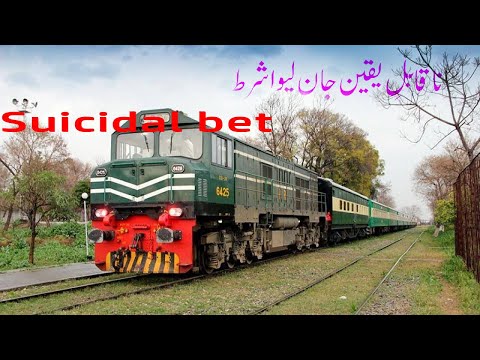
left=106, top=251, right=180, bottom=274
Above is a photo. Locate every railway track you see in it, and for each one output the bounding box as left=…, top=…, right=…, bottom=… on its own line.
left=0, top=273, right=145, bottom=305
left=354, top=230, right=425, bottom=314
left=36, top=250, right=300, bottom=314
left=249, top=229, right=423, bottom=315
left=3, top=248, right=302, bottom=312
left=38, top=230, right=415, bottom=315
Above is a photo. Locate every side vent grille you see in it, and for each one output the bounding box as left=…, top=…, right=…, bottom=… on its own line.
left=197, top=178, right=203, bottom=197
left=202, top=179, right=208, bottom=197
left=197, top=178, right=208, bottom=198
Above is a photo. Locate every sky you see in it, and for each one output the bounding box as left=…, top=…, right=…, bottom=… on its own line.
left=1, top=45, right=477, bottom=219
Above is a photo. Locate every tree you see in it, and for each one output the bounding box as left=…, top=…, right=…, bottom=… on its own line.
left=60, top=158, right=93, bottom=191
left=17, top=170, right=73, bottom=264
left=246, top=95, right=385, bottom=197
left=73, top=179, right=90, bottom=208
left=254, top=93, right=302, bottom=160
left=413, top=154, right=460, bottom=213
left=0, top=152, right=20, bottom=231
left=237, top=134, right=265, bottom=149
left=295, top=105, right=384, bottom=196
left=372, top=180, right=396, bottom=208
left=0, top=165, right=13, bottom=224
left=0, top=165, right=10, bottom=190
left=375, top=45, right=480, bottom=161
left=401, top=205, right=422, bottom=221
left=0, top=125, right=70, bottom=230
left=444, top=137, right=471, bottom=175
left=434, top=192, right=455, bottom=226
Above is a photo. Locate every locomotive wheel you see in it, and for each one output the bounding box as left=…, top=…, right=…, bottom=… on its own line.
left=328, top=235, right=338, bottom=247
left=200, top=248, right=215, bottom=274
left=245, top=248, right=254, bottom=264
left=226, top=255, right=236, bottom=269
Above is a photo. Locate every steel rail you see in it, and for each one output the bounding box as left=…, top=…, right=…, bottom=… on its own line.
left=249, top=230, right=417, bottom=315
left=354, top=230, right=425, bottom=315
left=0, top=274, right=144, bottom=305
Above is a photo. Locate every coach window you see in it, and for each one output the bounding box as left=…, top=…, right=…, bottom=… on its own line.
left=212, top=134, right=232, bottom=168
left=356, top=204, right=359, bottom=212
left=347, top=202, right=350, bottom=211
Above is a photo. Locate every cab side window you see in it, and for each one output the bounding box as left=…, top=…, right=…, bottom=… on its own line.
left=212, top=134, right=232, bottom=168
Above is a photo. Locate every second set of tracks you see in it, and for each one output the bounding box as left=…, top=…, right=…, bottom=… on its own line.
left=251, top=229, right=425, bottom=315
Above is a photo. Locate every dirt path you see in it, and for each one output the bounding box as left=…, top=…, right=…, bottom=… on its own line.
left=438, top=280, right=463, bottom=315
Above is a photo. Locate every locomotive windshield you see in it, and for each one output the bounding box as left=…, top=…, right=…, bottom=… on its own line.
left=114, top=128, right=202, bottom=160
left=159, top=128, right=202, bottom=159
left=116, top=132, right=154, bottom=160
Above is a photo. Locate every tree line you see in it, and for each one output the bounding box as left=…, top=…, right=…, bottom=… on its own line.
left=244, top=94, right=395, bottom=205
left=0, top=121, right=92, bottom=264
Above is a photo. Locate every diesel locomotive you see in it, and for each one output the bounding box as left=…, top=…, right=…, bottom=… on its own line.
left=88, top=108, right=416, bottom=274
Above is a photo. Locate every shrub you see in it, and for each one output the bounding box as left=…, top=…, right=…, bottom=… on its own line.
left=37, top=221, right=87, bottom=240
left=434, top=193, right=456, bottom=225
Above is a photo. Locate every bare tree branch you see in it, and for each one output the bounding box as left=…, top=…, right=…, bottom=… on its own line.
left=376, top=46, right=480, bottom=161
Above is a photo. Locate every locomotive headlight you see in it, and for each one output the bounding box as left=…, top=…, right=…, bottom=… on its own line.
left=168, top=207, right=183, bottom=217
left=88, top=229, right=115, bottom=243
left=156, top=228, right=182, bottom=243
left=95, top=208, right=109, bottom=218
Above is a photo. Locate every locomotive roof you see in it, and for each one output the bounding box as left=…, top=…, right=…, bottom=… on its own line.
left=116, top=108, right=202, bottom=131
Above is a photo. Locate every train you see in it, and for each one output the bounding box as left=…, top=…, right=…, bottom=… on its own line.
left=88, top=108, right=417, bottom=274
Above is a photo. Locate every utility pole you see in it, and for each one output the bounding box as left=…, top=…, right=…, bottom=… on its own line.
left=81, top=192, right=92, bottom=260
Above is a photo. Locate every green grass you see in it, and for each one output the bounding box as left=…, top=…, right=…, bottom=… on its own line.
left=0, top=222, right=93, bottom=271
left=410, top=268, right=443, bottom=315
left=426, top=225, right=480, bottom=314
left=442, top=254, right=480, bottom=314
